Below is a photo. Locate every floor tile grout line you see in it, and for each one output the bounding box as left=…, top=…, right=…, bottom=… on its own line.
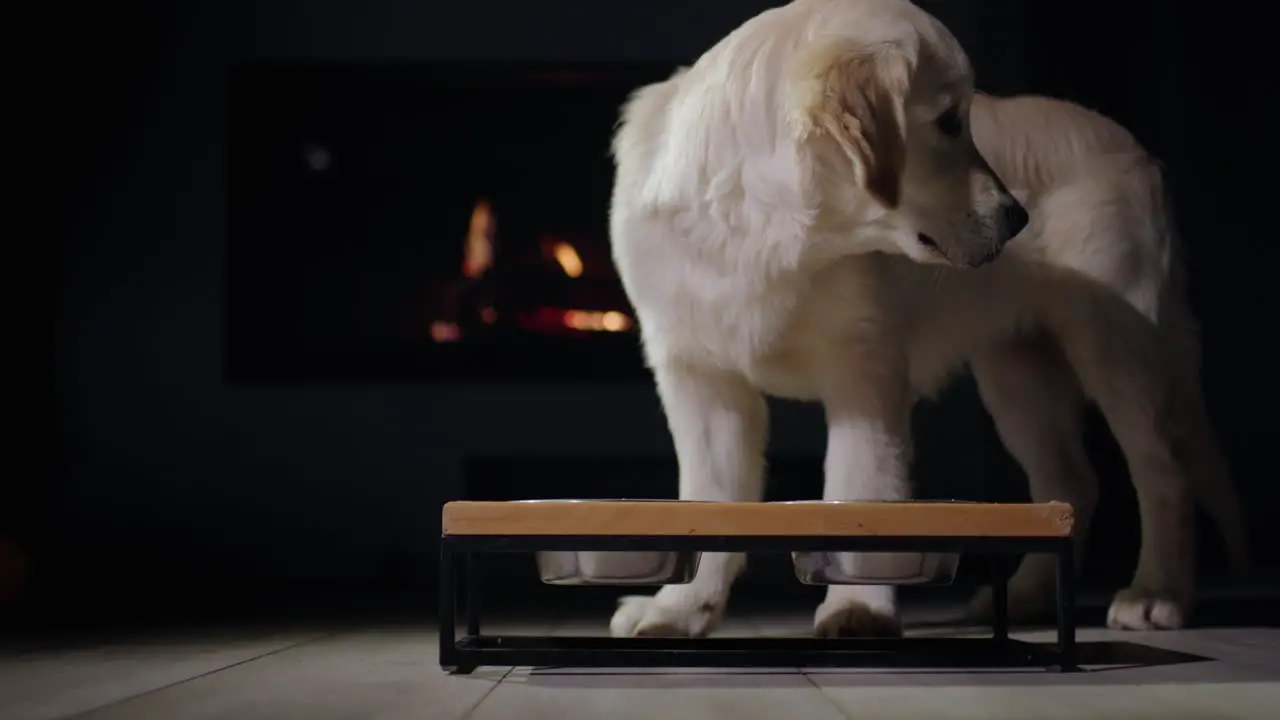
left=773, top=615, right=859, bottom=719
left=52, top=632, right=336, bottom=720
left=802, top=671, right=858, bottom=720
left=0, top=629, right=301, bottom=661
left=458, top=620, right=559, bottom=720
left=459, top=666, right=515, bottom=720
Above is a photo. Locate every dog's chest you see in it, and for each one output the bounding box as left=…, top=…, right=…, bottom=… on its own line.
left=643, top=259, right=885, bottom=400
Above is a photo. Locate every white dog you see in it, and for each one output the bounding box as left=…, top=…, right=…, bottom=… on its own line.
left=608, top=0, right=1247, bottom=638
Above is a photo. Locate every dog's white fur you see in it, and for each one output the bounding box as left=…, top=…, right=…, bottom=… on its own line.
left=608, top=0, right=1247, bottom=638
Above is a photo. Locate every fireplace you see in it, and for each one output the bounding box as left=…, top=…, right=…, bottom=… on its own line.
left=227, top=62, right=678, bottom=383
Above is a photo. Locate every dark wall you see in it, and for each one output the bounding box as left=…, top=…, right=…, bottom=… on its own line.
left=46, top=0, right=834, bottom=614
left=43, top=0, right=1278, bottom=619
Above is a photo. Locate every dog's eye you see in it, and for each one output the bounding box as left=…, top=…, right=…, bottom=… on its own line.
left=934, top=105, right=963, bottom=138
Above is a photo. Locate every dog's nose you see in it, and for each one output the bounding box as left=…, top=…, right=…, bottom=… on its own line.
left=998, top=200, right=1029, bottom=242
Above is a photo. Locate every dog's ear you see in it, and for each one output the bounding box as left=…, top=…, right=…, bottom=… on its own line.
left=792, top=45, right=913, bottom=209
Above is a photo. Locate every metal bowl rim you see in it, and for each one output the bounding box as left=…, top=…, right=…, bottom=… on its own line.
left=776, top=499, right=975, bottom=504
left=514, top=499, right=716, bottom=503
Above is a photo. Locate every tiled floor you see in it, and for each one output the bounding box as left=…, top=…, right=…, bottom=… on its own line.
left=3, top=613, right=1279, bottom=719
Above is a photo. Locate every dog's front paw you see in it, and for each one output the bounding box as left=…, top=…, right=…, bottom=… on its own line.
left=610, top=586, right=726, bottom=638
left=1106, top=587, right=1189, bottom=631
left=813, top=597, right=902, bottom=638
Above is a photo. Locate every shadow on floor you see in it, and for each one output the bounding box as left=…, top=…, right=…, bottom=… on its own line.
left=910, top=593, right=1280, bottom=631
left=520, top=641, right=1237, bottom=689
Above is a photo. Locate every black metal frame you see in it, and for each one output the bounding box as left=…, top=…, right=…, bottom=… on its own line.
left=439, top=534, right=1077, bottom=674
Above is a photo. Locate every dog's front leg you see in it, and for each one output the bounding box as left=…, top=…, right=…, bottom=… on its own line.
left=610, top=360, right=768, bottom=638
left=813, top=361, right=913, bottom=637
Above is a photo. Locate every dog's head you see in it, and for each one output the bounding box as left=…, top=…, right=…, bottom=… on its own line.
left=790, top=2, right=1027, bottom=267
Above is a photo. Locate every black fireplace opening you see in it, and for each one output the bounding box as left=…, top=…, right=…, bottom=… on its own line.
left=227, top=62, right=681, bottom=384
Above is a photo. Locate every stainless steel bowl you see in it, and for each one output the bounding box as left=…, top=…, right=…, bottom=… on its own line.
left=523, top=500, right=703, bottom=586
left=535, top=549, right=701, bottom=586
left=784, top=500, right=966, bottom=586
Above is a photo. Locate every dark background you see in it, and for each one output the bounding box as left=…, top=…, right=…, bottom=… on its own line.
left=224, top=63, right=666, bottom=384
left=34, top=0, right=1279, bottom=629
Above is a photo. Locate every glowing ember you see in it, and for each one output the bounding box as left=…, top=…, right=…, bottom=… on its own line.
left=430, top=320, right=462, bottom=343
left=562, top=309, right=632, bottom=332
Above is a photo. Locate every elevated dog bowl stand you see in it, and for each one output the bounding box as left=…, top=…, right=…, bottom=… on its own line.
left=439, top=500, right=1077, bottom=674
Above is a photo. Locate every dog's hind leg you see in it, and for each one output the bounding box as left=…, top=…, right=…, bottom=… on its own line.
left=966, top=331, right=1100, bottom=624
left=609, top=360, right=767, bottom=638
left=1178, top=382, right=1250, bottom=579
left=1156, top=303, right=1250, bottom=580
left=1054, top=303, right=1196, bottom=630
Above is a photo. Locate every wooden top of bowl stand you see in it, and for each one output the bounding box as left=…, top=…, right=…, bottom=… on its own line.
left=441, top=501, right=1074, bottom=538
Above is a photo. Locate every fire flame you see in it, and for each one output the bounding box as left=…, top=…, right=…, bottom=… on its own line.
left=462, top=200, right=495, bottom=279
left=552, top=241, right=584, bottom=278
